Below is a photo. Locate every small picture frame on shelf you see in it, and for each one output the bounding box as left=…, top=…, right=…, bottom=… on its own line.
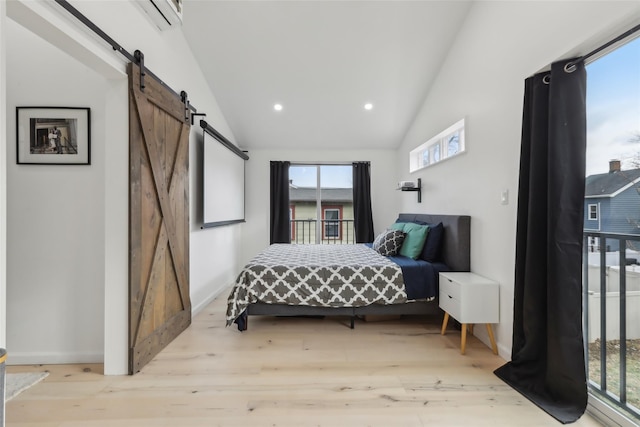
left=16, top=107, right=91, bottom=165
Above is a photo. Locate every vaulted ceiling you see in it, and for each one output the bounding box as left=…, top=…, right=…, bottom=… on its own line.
left=182, top=1, right=472, bottom=150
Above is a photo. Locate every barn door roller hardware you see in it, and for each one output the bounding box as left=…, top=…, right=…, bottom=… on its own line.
left=134, top=50, right=146, bottom=91
left=180, top=91, right=191, bottom=123
left=53, top=0, right=236, bottom=136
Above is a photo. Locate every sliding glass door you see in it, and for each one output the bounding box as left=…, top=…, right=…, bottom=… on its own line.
left=289, top=164, right=354, bottom=244
left=583, top=35, right=640, bottom=422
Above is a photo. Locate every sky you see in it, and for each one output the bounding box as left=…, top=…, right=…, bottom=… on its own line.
left=586, top=36, right=640, bottom=176
left=289, top=164, right=353, bottom=188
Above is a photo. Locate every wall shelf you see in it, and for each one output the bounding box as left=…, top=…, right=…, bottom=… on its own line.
left=399, top=178, right=422, bottom=203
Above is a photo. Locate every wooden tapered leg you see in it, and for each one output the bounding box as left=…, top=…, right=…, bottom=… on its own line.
left=441, top=312, right=450, bottom=335
left=461, top=323, right=467, bottom=355
left=486, top=324, right=498, bottom=355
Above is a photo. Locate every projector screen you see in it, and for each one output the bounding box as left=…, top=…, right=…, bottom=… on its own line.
left=201, top=120, right=248, bottom=228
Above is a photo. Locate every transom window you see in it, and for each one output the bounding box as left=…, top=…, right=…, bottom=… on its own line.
left=410, top=118, right=466, bottom=172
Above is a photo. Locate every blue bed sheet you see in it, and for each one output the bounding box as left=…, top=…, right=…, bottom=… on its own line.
left=365, top=243, right=448, bottom=300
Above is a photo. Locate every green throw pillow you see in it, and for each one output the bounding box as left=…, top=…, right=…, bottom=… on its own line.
left=390, top=222, right=429, bottom=259
left=389, top=222, right=406, bottom=232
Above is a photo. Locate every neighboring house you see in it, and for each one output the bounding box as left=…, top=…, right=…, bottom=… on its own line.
left=584, top=160, right=640, bottom=251
left=289, top=186, right=354, bottom=243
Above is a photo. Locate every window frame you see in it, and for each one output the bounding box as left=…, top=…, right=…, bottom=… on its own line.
left=322, top=205, right=342, bottom=240
left=409, top=118, right=466, bottom=172
left=289, top=205, right=296, bottom=240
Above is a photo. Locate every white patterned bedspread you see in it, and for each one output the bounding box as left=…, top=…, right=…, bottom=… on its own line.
left=226, top=244, right=407, bottom=326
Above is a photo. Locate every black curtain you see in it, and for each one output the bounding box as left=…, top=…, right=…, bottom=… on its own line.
left=494, top=59, right=588, bottom=424
left=270, top=161, right=291, bottom=244
left=352, top=162, right=374, bottom=243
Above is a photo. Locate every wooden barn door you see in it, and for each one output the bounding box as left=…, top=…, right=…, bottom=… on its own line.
left=128, top=63, right=191, bottom=374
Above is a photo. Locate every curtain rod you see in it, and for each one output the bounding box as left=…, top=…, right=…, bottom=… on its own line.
left=289, top=161, right=369, bottom=166
left=579, top=22, right=640, bottom=64
left=53, top=0, right=196, bottom=114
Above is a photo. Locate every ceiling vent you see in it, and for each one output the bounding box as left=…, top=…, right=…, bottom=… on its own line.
left=137, top=0, right=183, bottom=31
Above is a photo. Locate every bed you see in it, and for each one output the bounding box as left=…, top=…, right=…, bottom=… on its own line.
left=226, top=213, right=470, bottom=331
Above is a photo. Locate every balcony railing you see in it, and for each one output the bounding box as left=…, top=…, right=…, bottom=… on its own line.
left=291, top=219, right=355, bottom=244
left=583, top=231, right=640, bottom=420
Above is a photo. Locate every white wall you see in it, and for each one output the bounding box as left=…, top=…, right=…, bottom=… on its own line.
left=4, top=0, right=241, bottom=374
left=6, top=18, right=106, bottom=364
left=0, top=0, right=7, bottom=349
left=243, top=149, right=399, bottom=263
left=397, top=1, right=640, bottom=358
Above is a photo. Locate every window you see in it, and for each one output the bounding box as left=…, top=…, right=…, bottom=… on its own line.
left=447, top=131, right=461, bottom=156
left=421, top=149, right=430, bottom=166
left=289, top=164, right=354, bottom=243
left=430, top=143, right=440, bottom=163
left=410, top=118, right=466, bottom=172
left=323, top=206, right=342, bottom=240
left=583, top=34, right=640, bottom=422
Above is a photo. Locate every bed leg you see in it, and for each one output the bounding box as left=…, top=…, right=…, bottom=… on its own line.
left=350, top=316, right=355, bottom=329
left=236, top=311, right=248, bottom=331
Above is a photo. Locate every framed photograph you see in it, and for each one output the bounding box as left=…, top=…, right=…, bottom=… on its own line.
left=16, top=107, right=91, bottom=165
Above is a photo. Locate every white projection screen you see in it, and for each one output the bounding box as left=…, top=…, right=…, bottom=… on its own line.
left=201, top=120, right=248, bottom=228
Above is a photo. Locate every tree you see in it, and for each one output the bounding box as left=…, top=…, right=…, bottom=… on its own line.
left=618, top=131, right=640, bottom=251
left=625, top=131, right=640, bottom=169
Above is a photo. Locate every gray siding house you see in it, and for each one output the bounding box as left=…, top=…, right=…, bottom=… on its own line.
left=289, top=187, right=354, bottom=243
left=584, top=160, right=640, bottom=251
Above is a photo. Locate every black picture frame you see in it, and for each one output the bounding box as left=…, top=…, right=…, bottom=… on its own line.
left=16, top=107, right=91, bottom=165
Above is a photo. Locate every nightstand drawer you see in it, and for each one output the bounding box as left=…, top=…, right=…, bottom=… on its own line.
left=439, top=275, right=461, bottom=300
left=439, top=289, right=460, bottom=319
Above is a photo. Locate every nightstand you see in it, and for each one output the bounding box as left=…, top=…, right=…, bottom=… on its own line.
left=439, top=272, right=499, bottom=355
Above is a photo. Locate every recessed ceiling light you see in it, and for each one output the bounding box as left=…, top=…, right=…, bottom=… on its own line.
left=364, top=103, right=373, bottom=110
left=274, top=104, right=283, bottom=111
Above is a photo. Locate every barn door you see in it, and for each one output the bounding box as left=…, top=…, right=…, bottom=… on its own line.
left=128, top=63, right=191, bottom=374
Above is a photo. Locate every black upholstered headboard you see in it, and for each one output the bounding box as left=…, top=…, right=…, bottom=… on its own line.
left=396, top=213, right=470, bottom=272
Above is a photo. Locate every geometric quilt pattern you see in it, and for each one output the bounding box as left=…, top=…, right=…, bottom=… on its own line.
left=226, top=244, right=407, bottom=326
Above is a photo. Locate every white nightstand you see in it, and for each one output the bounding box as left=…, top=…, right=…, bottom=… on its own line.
left=439, top=272, right=499, bottom=355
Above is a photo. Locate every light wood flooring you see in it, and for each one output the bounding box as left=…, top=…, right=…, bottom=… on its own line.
left=6, top=293, right=604, bottom=426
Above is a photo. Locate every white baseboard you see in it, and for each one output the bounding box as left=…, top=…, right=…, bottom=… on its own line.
left=497, top=342, right=511, bottom=360
left=191, top=283, right=229, bottom=316
left=5, top=286, right=229, bottom=368
left=472, top=329, right=510, bottom=360
left=7, top=351, right=103, bottom=366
